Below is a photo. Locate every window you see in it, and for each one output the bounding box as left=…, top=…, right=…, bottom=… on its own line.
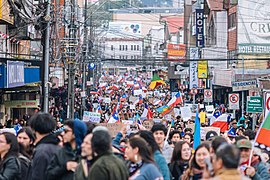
left=125, top=45, right=128, bottom=50
left=137, top=45, right=139, bottom=51
left=119, top=45, right=121, bottom=51
left=131, top=45, right=133, bottom=50
left=228, top=13, right=236, bottom=29
left=111, top=45, right=113, bottom=51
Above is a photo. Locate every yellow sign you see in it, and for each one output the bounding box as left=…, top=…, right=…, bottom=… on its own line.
left=198, top=60, right=208, bottom=78
left=4, top=100, right=39, bottom=108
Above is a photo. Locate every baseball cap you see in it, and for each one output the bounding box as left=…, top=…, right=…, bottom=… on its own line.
left=205, top=131, right=218, bottom=140
left=236, top=139, right=252, bottom=149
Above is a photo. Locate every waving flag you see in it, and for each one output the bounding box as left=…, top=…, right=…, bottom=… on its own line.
left=156, top=92, right=182, bottom=116
left=149, top=73, right=166, bottom=90
left=97, top=104, right=102, bottom=114
left=108, top=111, right=119, bottom=123
left=255, top=112, right=270, bottom=147
left=133, top=95, right=143, bottom=105
left=117, top=76, right=124, bottom=83
left=210, top=114, right=229, bottom=133
left=98, top=83, right=107, bottom=89
left=153, top=99, right=162, bottom=106
left=120, top=94, right=127, bottom=102
left=111, top=84, right=120, bottom=90
left=193, top=111, right=201, bottom=150
left=141, top=104, right=153, bottom=120
left=90, top=91, right=99, bottom=95
left=157, top=105, right=171, bottom=116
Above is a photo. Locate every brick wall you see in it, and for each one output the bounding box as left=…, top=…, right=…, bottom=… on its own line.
left=227, top=5, right=237, bottom=52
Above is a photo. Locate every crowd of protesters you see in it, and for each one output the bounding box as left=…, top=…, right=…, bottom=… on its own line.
left=0, top=110, right=269, bottom=180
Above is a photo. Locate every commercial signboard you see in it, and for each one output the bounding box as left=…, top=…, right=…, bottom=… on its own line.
left=189, top=47, right=199, bottom=89
left=7, top=61, right=24, bottom=88
left=247, top=96, right=263, bottom=113
left=198, top=60, right=208, bottom=78
left=232, top=80, right=257, bottom=91
left=238, top=0, right=270, bottom=54
left=195, top=9, right=204, bottom=47
left=167, top=44, right=186, bottom=61
left=109, top=22, right=142, bottom=36
left=4, top=100, right=39, bottom=108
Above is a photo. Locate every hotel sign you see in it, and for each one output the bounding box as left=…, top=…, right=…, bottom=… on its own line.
left=232, top=80, right=257, bottom=91
left=196, top=9, right=204, bottom=47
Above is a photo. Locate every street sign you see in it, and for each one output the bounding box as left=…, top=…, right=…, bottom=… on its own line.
left=88, top=63, right=96, bottom=70
left=190, top=88, right=198, bottom=95
left=204, top=89, right=212, bottom=103
left=247, top=96, right=263, bottom=113
left=232, top=80, right=257, bottom=91
left=265, top=92, right=270, bottom=117
left=229, top=93, right=239, bottom=110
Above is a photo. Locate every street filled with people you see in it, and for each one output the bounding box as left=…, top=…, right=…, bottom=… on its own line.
left=0, top=72, right=270, bottom=180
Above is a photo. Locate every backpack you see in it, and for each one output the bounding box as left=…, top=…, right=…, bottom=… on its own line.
left=18, top=154, right=31, bottom=180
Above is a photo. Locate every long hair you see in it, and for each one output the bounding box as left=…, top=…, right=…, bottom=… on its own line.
left=129, top=137, right=154, bottom=164
left=135, top=130, right=160, bottom=154
left=17, top=127, right=35, bottom=158
left=190, top=142, right=210, bottom=170
left=171, top=141, right=191, bottom=164
left=0, top=132, right=19, bottom=167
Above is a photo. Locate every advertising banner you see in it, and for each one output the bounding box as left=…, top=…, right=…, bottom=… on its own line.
left=238, top=0, right=270, bottom=54
left=7, top=61, right=24, bottom=88
left=189, top=47, right=199, bottom=89
left=198, top=60, right=208, bottom=78
left=167, top=44, right=186, bottom=61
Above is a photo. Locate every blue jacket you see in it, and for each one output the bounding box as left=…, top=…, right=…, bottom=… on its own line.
left=252, top=161, right=270, bottom=180
left=154, top=150, right=171, bottom=180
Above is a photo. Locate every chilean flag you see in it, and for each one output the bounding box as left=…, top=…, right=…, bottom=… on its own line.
left=99, top=83, right=107, bottom=89
left=111, top=84, right=119, bottom=90
left=120, top=94, right=127, bottom=102
left=117, top=76, right=124, bottom=83
left=133, top=95, right=143, bottom=105
left=108, top=111, right=119, bottom=123
left=141, top=104, right=153, bottom=120
left=126, top=81, right=134, bottom=87
left=211, top=114, right=229, bottom=132
left=90, top=91, right=99, bottom=95
left=153, top=99, right=162, bottom=106
left=97, top=104, right=102, bottom=114
left=167, top=92, right=182, bottom=108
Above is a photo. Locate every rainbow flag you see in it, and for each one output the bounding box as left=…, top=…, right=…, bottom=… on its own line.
left=157, top=105, right=172, bottom=116
left=255, top=112, right=270, bottom=147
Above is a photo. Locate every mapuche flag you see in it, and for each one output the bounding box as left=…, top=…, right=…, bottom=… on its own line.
left=149, top=73, right=166, bottom=90
left=256, top=112, right=270, bottom=147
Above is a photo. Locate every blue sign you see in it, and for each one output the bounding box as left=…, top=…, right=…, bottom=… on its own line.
left=7, top=61, right=24, bottom=88
left=196, top=9, right=204, bottom=47
left=89, top=63, right=96, bottom=70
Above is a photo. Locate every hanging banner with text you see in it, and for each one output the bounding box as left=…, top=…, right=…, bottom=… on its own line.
left=198, top=60, right=208, bottom=78
left=189, top=47, right=199, bottom=89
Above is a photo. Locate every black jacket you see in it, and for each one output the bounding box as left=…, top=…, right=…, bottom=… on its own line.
left=0, top=156, right=21, bottom=180
left=169, top=161, right=188, bottom=180
left=46, top=143, right=78, bottom=180
left=29, top=134, right=60, bottom=180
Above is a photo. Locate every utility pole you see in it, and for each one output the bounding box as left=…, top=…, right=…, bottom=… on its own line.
left=43, top=0, right=51, bottom=113
left=67, top=0, right=77, bottom=119
left=81, top=0, right=88, bottom=117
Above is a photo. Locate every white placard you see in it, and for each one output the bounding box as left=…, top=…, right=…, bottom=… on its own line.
left=83, top=111, right=101, bottom=123
left=103, top=98, right=111, bottom=104
left=80, top=91, right=86, bottom=97
left=174, top=108, right=180, bottom=117
left=134, top=89, right=143, bottom=96
left=130, top=105, right=136, bottom=109
left=206, top=105, right=214, bottom=112
left=180, top=107, right=192, bottom=121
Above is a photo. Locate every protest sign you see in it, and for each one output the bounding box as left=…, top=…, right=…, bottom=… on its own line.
left=103, top=98, right=111, bottom=104
left=98, top=123, right=122, bottom=137
left=174, top=108, right=180, bottom=117
left=130, top=104, right=136, bottom=109
left=83, top=111, right=101, bottom=123
left=206, top=105, right=214, bottom=112
left=134, top=89, right=143, bottom=96
left=143, top=120, right=154, bottom=130
left=153, top=118, right=162, bottom=123
left=180, top=107, right=192, bottom=121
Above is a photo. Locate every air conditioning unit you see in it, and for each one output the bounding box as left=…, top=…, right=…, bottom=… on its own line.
left=192, top=25, right=196, bottom=36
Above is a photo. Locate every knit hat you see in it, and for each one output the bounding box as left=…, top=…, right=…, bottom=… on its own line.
left=73, top=119, right=87, bottom=152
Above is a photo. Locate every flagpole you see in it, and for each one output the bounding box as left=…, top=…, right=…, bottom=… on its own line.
left=164, top=124, right=172, bottom=148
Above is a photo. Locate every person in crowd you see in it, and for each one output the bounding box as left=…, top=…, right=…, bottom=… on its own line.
left=183, top=133, right=193, bottom=145
left=17, top=127, right=35, bottom=180
left=243, top=129, right=256, bottom=140
left=74, top=133, right=93, bottom=180
left=182, top=142, right=211, bottom=180
left=237, top=139, right=270, bottom=179
left=205, top=131, right=218, bottom=141
left=169, top=141, right=191, bottom=180
left=88, top=126, right=129, bottom=179
left=0, top=132, right=21, bottom=179
left=17, top=127, right=35, bottom=158
left=211, top=144, right=249, bottom=180
left=135, top=130, right=170, bottom=180
left=125, top=137, right=164, bottom=180
left=28, top=112, right=60, bottom=180
left=151, top=124, right=173, bottom=163
left=47, top=119, right=87, bottom=180
left=169, top=130, right=182, bottom=146
left=210, top=136, right=227, bottom=155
